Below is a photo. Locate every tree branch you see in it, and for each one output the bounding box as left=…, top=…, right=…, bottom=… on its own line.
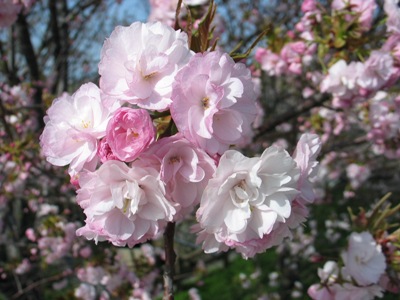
left=15, top=13, right=44, bottom=128
left=254, top=96, right=328, bottom=141
left=163, top=222, right=176, bottom=300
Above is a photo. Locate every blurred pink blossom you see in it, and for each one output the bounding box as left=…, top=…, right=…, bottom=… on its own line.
left=341, top=231, right=386, bottom=286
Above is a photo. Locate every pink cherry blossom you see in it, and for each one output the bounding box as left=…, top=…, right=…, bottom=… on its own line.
left=308, top=284, right=336, bottom=300
left=346, top=163, right=370, bottom=189
left=341, top=231, right=386, bottom=286
left=280, top=41, right=308, bottom=75
left=301, top=0, right=318, bottom=13
left=140, top=133, right=216, bottom=221
left=106, top=107, right=156, bottom=162
left=40, top=83, right=113, bottom=176
left=99, top=21, right=192, bottom=111
left=357, top=50, right=394, bottom=92
left=196, top=145, right=300, bottom=258
left=0, top=0, right=21, bottom=28
left=255, top=48, right=287, bottom=76
left=76, top=160, right=176, bottom=247
left=384, top=0, right=400, bottom=34
left=292, top=133, right=322, bottom=203
left=320, top=59, right=364, bottom=100
left=331, top=0, right=377, bottom=32
left=171, top=51, right=258, bottom=155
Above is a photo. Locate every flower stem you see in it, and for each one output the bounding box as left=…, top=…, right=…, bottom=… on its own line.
left=163, top=222, right=176, bottom=300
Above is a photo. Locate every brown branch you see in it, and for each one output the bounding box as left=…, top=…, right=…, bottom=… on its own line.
left=163, top=222, right=176, bottom=300
left=15, top=13, right=44, bottom=128
left=254, top=96, right=328, bottom=141
left=12, top=272, right=68, bottom=299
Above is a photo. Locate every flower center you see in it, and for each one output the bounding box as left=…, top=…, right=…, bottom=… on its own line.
left=201, top=96, right=210, bottom=109
left=122, top=196, right=131, bottom=214
left=81, top=120, right=91, bottom=129
left=231, top=180, right=251, bottom=207
left=127, top=128, right=139, bottom=138
left=143, top=71, right=158, bottom=80
left=169, top=156, right=180, bottom=164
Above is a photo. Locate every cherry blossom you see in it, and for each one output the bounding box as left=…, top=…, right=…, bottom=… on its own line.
left=76, top=160, right=176, bottom=247
left=171, top=51, right=258, bottom=155
left=40, top=83, right=113, bottom=177
left=384, top=0, right=400, bottom=34
left=196, top=145, right=300, bottom=258
left=331, top=0, right=377, bottom=32
left=139, top=133, right=216, bottom=221
left=341, top=231, right=386, bottom=286
left=105, top=107, right=156, bottom=162
left=98, top=21, right=193, bottom=111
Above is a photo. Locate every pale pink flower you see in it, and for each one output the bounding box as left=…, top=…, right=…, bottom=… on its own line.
left=332, top=0, right=377, bottom=31
left=76, top=160, right=176, bottom=247
left=196, top=146, right=300, bottom=258
left=255, top=48, right=287, bottom=76
left=367, top=91, right=400, bottom=157
left=74, top=283, right=96, bottom=300
left=280, top=41, right=308, bottom=75
left=140, top=133, right=216, bottom=221
left=40, top=83, right=113, bottom=176
left=148, top=0, right=177, bottom=26
left=106, top=107, right=156, bottom=162
left=292, top=133, right=321, bottom=203
left=302, top=0, right=318, bottom=13
left=0, top=0, right=21, bottom=28
left=384, top=0, right=400, bottom=34
left=308, top=284, right=336, bottom=300
left=320, top=59, right=364, bottom=99
left=357, top=50, right=394, bottom=91
left=148, top=0, right=208, bottom=26
left=334, top=283, right=384, bottom=299
left=15, top=259, right=31, bottom=275
left=99, top=21, right=192, bottom=111
left=346, top=163, right=370, bottom=189
left=171, top=51, right=258, bottom=155
left=318, top=260, right=339, bottom=283
left=341, top=231, right=386, bottom=286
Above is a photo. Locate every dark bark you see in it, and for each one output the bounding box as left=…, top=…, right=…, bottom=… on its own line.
left=163, top=222, right=176, bottom=300
left=15, top=13, right=44, bottom=129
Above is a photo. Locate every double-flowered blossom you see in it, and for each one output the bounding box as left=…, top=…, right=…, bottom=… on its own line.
left=40, top=83, right=113, bottom=177
left=105, top=107, right=156, bottom=162
left=171, top=51, right=258, bottom=155
left=341, top=231, right=386, bottom=286
left=76, top=160, right=176, bottom=247
left=139, top=133, right=216, bottom=221
left=99, top=21, right=193, bottom=111
left=195, top=135, right=322, bottom=258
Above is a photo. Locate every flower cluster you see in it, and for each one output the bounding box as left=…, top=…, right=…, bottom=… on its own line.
left=40, top=20, right=321, bottom=257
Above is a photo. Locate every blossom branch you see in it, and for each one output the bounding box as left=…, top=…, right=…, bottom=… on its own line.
left=163, top=222, right=176, bottom=300
left=254, top=96, right=328, bottom=141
